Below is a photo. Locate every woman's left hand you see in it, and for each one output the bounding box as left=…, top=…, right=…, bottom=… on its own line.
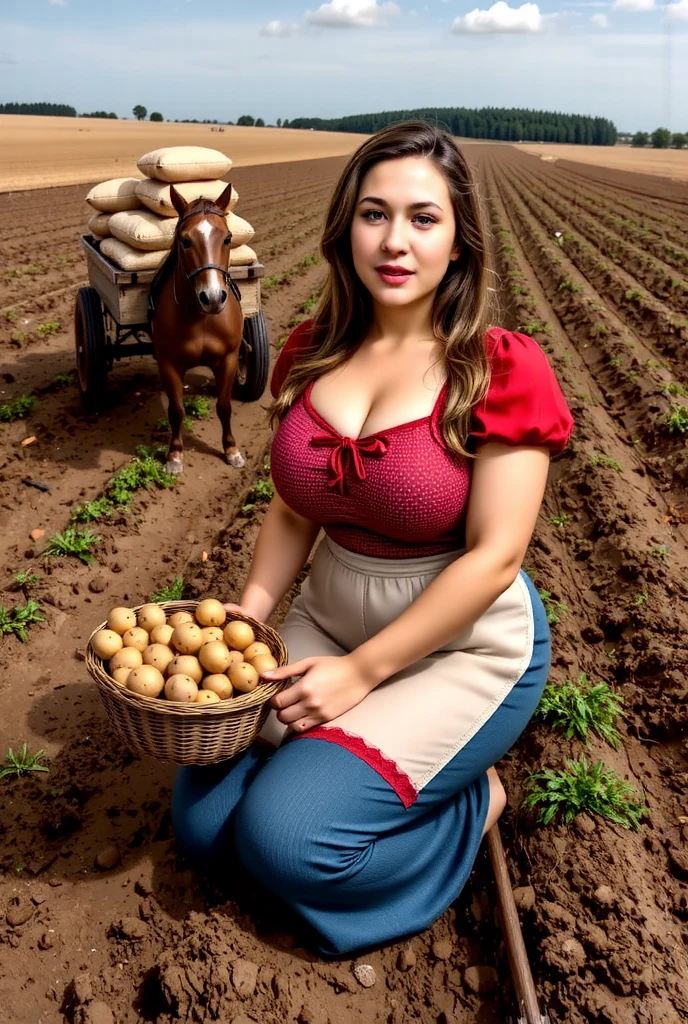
left=263, top=655, right=378, bottom=733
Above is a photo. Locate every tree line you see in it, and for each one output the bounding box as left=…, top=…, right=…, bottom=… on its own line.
left=0, top=101, right=77, bottom=117
left=631, top=128, right=687, bottom=150
left=284, top=107, right=618, bottom=146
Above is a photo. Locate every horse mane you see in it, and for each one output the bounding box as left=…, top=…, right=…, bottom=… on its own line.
left=147, top=198, right=229, bottom=328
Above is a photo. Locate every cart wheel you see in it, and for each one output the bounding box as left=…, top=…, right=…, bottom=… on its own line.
left=75, top=287, right=108, bottom=411
left=233, top=311, right=269, bottom=402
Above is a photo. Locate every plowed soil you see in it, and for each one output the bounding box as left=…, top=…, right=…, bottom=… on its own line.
left=1, top=147, right=687, bottom=1024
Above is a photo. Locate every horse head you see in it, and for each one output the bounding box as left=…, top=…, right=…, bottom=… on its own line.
left=170, top=183, right=235, bottom=315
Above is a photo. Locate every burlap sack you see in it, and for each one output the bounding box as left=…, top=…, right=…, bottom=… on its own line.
left=136, top=179, right=239, bottom=217
left=88, top=212, right=112, bottom=238
left=137, top=146, right=232, bottom=183
left=100, top=238, right=167, bottom=271
left=85, top=177, right=142, bottom=213
left=227, top=213, right=255, bottom=249
left=229, top=244, right=257, bottom=266
left=109, top=209, right=178, bottom=251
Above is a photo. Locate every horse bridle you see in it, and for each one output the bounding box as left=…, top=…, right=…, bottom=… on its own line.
left=175, top=207, right=235, bottom=286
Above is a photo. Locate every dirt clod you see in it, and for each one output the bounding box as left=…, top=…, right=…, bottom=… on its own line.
left=513, top=885, right=536, bottom=911
left=116, top=916, right=148, bottom=940
left=397, top=947, right=416, bottom=971
left=94, top=844, right=120, bottom=870
left=231, top=959, right=259, bottom=998
left=352, top=963, right=377, bottom=988
left=431, top=938, right=454, bottom=961
left=463, top=966, right=498, bottom=996
left=6, top=898, right=34, bottom=927
left=75, top=1001, right=115, bottom=1024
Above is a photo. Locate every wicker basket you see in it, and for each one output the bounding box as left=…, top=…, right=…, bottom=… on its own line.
left=86, top=600, right=288, bottom=766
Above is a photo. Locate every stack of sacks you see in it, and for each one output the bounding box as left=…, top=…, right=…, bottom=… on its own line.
left=85, top=147, right=257, bottom=272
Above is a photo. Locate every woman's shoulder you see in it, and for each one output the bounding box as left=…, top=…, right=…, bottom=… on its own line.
left=471, top=326, right=575, bottom=455
left=269, top=319, right=316, bottom=399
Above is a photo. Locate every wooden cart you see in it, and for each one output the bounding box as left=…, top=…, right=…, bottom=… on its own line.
left=75, top=235, right=269, bottom=410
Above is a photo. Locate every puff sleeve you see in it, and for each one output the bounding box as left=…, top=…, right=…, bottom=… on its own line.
left=470, top=329, right=574, bottom=455
left=269, top=318, right=316, bottom=399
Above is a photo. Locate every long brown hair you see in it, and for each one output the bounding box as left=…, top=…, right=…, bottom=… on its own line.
left=269, top=119, right=495, bottom=459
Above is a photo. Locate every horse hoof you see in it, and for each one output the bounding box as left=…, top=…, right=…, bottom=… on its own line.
left=226, top=450, right=245, bottom=469
left=165, top=458, right=184, bottom=475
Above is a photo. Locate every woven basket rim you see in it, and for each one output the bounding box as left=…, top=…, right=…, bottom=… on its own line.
left=86, top=600, right=288, bottom=716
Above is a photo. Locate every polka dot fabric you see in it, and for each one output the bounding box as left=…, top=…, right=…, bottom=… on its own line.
left=270, top=321, right=574, bottom=559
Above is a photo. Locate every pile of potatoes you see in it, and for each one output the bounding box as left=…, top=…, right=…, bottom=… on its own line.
left=90, top=599, right=278, bottom=705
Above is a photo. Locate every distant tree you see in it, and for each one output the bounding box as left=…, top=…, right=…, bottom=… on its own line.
left=150, top=111, right=164, bottom=122
left=79, top=110, right=118, bottom=119
left=276, top=117, right=282, bottom=128
left=651, top=127, right=671, bottom=149
left=631, top=131, right=649, bottom=148
left=236, top=114, right=255, bottom=126
left=133, top=105, right=147, bottom=121
left=0, top=101, right=76, bottom=116
left=255, top=117, right=265, bottom=127
left=672, top=132, right=686, bottom=149
left=283, top=118, right=290, bottom=128
left=226, top=120, right=235, bottom=126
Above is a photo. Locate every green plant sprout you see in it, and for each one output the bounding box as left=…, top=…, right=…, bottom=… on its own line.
left=71, top=497, right=113, bottom=523
left=534, top=674, right=624, bottom=748
left=13, top=570, right=39, bottom=588
left=537, top=589, right=567, bottom=625
left=550, top=512, right=572, bottom=529
left=664, top=404, right=688, bottom=435
left=0, top=743, right=49, bottom=780
left=242, top=477, right=275, bottom=513
left=591, top=453, right=623, bottom=472
left=521, top=755, right=645, bottom=830
left=149, top=577, right=185, bottom=602
left=156, top=416, right=193, bottom=432
left=45, top=527, right=102, bottom=564
left=182, top=396, right=211, bottom=419
left=0, top=395, right=37, bottom=422
left=0, top=599, right=44, bottom=641
left=35, top=321, right=61, bottom=337
left=634, top=590, right=649, bottom=607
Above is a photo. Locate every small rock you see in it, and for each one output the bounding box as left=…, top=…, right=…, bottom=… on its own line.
left=76, top=1002, right=115, bottom=1024
left=71, top=972, right=94, bottom=1005
left=431, top=938, right=454, bottom=961
left=561, top=936, right=586, bottom=966
left=95, top=844, right=120, bottom=870
left=297, top=1005, right=328, bottom=1024
left=6, top=899, right=34, bottom=927
left=352, top=963, right=376, bottom=988
left=594, top=884, right=616, bottom=907
left=30, top=885, right=49, bottom=906
left=30, top=528, right=45, bottom=541
left=232, top=959, right=258, bottom=998
left=575, top=813, right=596, bottom=835
left=463, top=965, right=498, bottom=997
left=38, top=932, right=54, bottom=950
left=513, top=886, right=536, bottom=911
left=88, top=576, right=108, bottom=594
left=118, top=916, right=148, bottom=940
left=397, top=947, right=416, bottom=971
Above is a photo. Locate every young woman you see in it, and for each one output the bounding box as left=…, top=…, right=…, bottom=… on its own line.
left=172, top=120, right=574, bottom=957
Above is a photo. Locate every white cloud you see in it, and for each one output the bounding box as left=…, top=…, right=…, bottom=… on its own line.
left=48, top=0, right=67, bottom=6
left=260, top=20, right=300, bottom=36
left=664, top=0, right=688, bottom=21
left=304, top=0, right=401, bottom=28
left=612, top=0, right=655, bottom=10
left=591, top=12, right=609, bottom=24
left=452, top=1, right=544, bottom=33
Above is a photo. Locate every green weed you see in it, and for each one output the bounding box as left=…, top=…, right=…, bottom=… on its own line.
left=558, top=278, right=582, bottom=293
left=648, top=545, right=668, bottom=559
left=35, top=321, right=61, bottom=337
left=534, top=674, right=624, bottom=748
left=0, top=743, right=49, bottom=780
left=71, top=497, right=113, bottom=523
left=45, top=527, right=102, bottom=564
left=52, top=372, right=75, bottom=389
left=1, top=309, right=16, bottom=322
left=0, top=395, right=37, bottom=422
left=625, top=289, right=644, bottom=304
left=660, top=381, right=688, bottom=398
left=590, top=323, right=608, bottom=338
left=591, top=453, right=623, bottom=472
left=4, top=262, right=46, bottom=279
left=521, top=755, right=645, bottom=830
left=664, top=404, right=688, bottom=435
left=149, top=577, right=185, bottom=602
left=107, top=450, right=175, bottom=507
left=550, top=512, right=572, bottom=529
left=0, top=599, right=44, bottom=642
left=634, top=590, right=649, bottom=607
left=183, top=396, right=211, bottom=419
left=156, top=416, right=193, bottom=432
left=10, top=331, right=26, bottom=347
left=537, top=589, right=567, bottom=625
left=521, top=321, right=550, bottom=336
left=242, top=477, right=275, bottom=513
left=13, top=570, right=39, bottom=588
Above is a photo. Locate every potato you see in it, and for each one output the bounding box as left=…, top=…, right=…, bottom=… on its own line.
left=200, top=626, right=224, bottom=645
left=122, top=626, right=150, bottom=653
left=112, top=667, right=132, bottom=686
left=224, top=620, right=255, bottom=651
left=242, top=641, right=271, bottom=662
left=198, top=640, right=232, bottom=675
left=167, top=655, right=203, bottom=684
left=229, top=661, right=259, bottom=693
left=251, top=653, right=278, bottom=676
left=92, top=629, right=123, bottom=659
left=127, top=665, right=165, bottom=698
left=109, top=646, right=143, bottom=672
left=195, top=690, right=221, bottom=705
left=107, top=607, right=137, bottom=635
left=165, top=674, right=199, bottom=703
left=137, top=604, right=167, bottom=632
left=149, top=623, right=174, bottom=646
left=143, top=643, right=176, bottom=674
left=195, top=599, right=226, bottom=628
left=171, top=622, right=204, bottom=655
left=168, top=611, right=194, bottom=629
left=202, top=673, right=233, bottom=700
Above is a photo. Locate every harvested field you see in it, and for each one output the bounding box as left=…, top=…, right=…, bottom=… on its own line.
left=516, top=142, right=688, bottom=183
left=0, top=146, right=687, bottom=1024
left=0, top=116, right=367, bottom=192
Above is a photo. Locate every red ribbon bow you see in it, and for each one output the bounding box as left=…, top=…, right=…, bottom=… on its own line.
left=311, top=432, right=389, bottom=494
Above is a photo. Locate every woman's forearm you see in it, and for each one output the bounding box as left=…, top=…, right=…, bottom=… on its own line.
left=350, top=548, right=519, bottom=686
left=238, top=493, right=321, bottom=622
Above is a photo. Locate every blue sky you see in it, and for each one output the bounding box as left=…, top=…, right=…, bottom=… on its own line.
left=1, top=0, right=686, bottom=132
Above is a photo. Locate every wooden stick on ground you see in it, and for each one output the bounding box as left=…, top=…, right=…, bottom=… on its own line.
left=486, top=824, right=550, bottom=1024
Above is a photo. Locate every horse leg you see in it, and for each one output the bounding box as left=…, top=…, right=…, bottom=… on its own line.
left=158, top=360, right=186, bottom=475
left=213, top=355, right=244, bottom=469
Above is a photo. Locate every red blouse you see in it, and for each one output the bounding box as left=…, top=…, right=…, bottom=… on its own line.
left=269, top=320, right=574, bottom=558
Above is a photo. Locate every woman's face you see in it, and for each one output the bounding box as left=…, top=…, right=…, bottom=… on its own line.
left=350, top=155, right=459, bottom=310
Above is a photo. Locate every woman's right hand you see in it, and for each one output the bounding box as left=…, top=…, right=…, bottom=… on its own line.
left=223, top=600, right=269, bottom=622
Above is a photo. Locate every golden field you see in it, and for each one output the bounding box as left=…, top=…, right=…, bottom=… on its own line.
left=0, top=116, right=368, bottom=192
left=516, top=142, right=688, bottom=181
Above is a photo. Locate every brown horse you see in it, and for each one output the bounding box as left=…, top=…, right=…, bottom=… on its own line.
left=149, top=183, right=245, bottom=475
